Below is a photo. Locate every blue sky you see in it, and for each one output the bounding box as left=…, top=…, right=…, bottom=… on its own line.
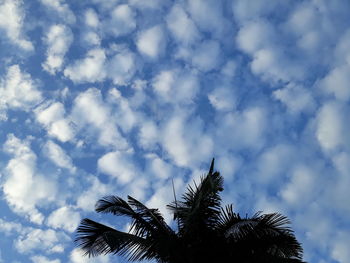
left=0, top=0, right=350, bottom=262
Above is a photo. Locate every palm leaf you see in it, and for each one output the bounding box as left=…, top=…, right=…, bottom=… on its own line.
left=127, top=196, right=174, bottom=236
left=95, top=196, right=135, bottom=216
left=216, top=205, right=303, bottom=260
left=75, top=218, right=155, bottom=261
left=93, top=195, right=181, bottom=262
left=167, top=158, right=224, bottom=234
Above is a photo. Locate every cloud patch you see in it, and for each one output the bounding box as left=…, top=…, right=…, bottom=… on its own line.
left=0, top=0, right=33, bottom=50
left=47, top=206, right=80, bottom=232
left=64, top=48, right=106, bottom=83
left=35, top=102, right=74, bottom=142
left=40, top=0, right=76, bottom=24
left=0, top=65, right=42, bottom=119
left=2, top=135, right=57, bottom=224
left=43, top=140, right=76, bottom=173
left=136, top=25, right=167, bottom=59
left=42, top=24, right=73, bottom=74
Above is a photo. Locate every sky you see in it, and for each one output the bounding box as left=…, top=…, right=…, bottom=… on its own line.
left=0, top=0, right=350, bottom=262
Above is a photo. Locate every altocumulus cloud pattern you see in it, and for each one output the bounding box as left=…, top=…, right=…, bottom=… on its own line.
left=0, top=0, right=349, bottom=262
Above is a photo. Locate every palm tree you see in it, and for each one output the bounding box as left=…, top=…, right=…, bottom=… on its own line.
left=75, top=159, right=306, bottom=263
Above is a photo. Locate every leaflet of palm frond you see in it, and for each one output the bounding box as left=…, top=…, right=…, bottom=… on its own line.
left=209, top=158, right=215, bottom=174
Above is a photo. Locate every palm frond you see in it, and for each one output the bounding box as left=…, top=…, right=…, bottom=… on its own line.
left=95, top=195, right=175, bottom=240
left=127, top=196, right=175, bottom=237
left=75, top=218, right=153, bottom=261
left=167, top=159, right=224, bottom=234
left=95, top=196, right=135, bottom=216
left=216, top=206, right=303, bottom=260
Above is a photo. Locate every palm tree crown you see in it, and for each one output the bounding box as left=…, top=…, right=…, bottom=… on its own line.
left=75, top=159, right=306, bottom=263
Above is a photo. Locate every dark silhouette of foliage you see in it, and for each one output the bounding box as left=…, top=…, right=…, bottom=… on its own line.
left=75, top=159, right=306, bottom=263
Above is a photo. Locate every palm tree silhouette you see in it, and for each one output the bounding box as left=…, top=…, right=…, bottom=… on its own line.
left=75, top=159, right=306, bottom=263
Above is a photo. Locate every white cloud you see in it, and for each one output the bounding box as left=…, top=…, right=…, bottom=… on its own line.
left=332, top=152, right=350, bottom=176
left=107, top=49, right=137, bottom=85
left=166, top=4, right=201, bottom=45
left=161, top=114, right=213, bottom=168
left=146, top=177, right=185, bottom=223
left=232, top=0, right=282, bottom=23
left=221, top=60, right=237, bottom=77
left=85, top=8, right=99, bottom=28
left=250, top=49, right=281, bottom=81
left=255, top=144, right=296, bottom=183
left=129, top=0, right=166, bottom=10
left=50, top=119, right=75, bottom=142
left=82, top=9, right=101, bottom=46
left=236, top=20, right=303, bottom=83
left=284, top=2, right=340, bottom=56
left=82, top=31, right=101, bottom=46
left=287, top=3, right=318, bottom=36
left=98, top=151, right=137, bottom=184
left=293, top=203, right=333, bottom=252
left=0, top=218, right=23, bottom=235
left=35, top=102, right=74, bottom=142
left=251, top=47, right=304, bottom=83
left=36, top=102, right=64, bottom=125
left=71, top=88, right=110, bottom=126
left=334, top=29, right=350, bottom=66
left=153, top=70, right=175, bottom=100
left=47, top=206, right=80, bottom=232
left=280, top=165, right=316, bottom=206
left=136, top=25, right=166, bottom=59
left=191, top=40, right=222, bottom=72
left=42, top=24, right=73, bottom=74
left=175, top=72, right=200, bottom=103
left=215, top=107, right=267, bottom=151
left=236, top=20, right=274, bottom=54
left=208, top=86, right=236, bottom=112
left=0, top=65, right=42, bottom=115
left=216, top=155, right=242, bottom=181
left=316, top=102, right=348, bottom=152
left=108, top=88, right=138, bottom=132
left=162, top=116, right=193, bottom=167
left=331, top=232, right=350, bottom=263
left=15, top=228, right=68, bottom=254
left=64, top=48, right=107, bottom=83
left=330, top=152, right=350, bottom=215
left=31, top=255, right=61, bottom=263
left=40, top=0, right=76, bottom=24
left=70, top=248, right=110, bottom=263
left=146, top=154, right=173, bottom=180
left=89, top=0, right=119, bottom=11
left=320, top=65, right=350, bottom=101
left=273, top=83, right=316, bottom=114
left=138, top=120, right=158, bottom=150
left=0, top=0, right=33, bottom=50
left=43, top=140, right=76, bottom=173
left=126, top=175, right=150, bottom=200
left=108, top=4, right=136, bottom=37
left=2, top=134, right=57, bottom=224
left=152, top=69, right=199, bottom=104
left=76, top=176, right=111, bottom=212
left=187, top=0, right=227, bottom=36
left=71, top=88, right=129, bottom=149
